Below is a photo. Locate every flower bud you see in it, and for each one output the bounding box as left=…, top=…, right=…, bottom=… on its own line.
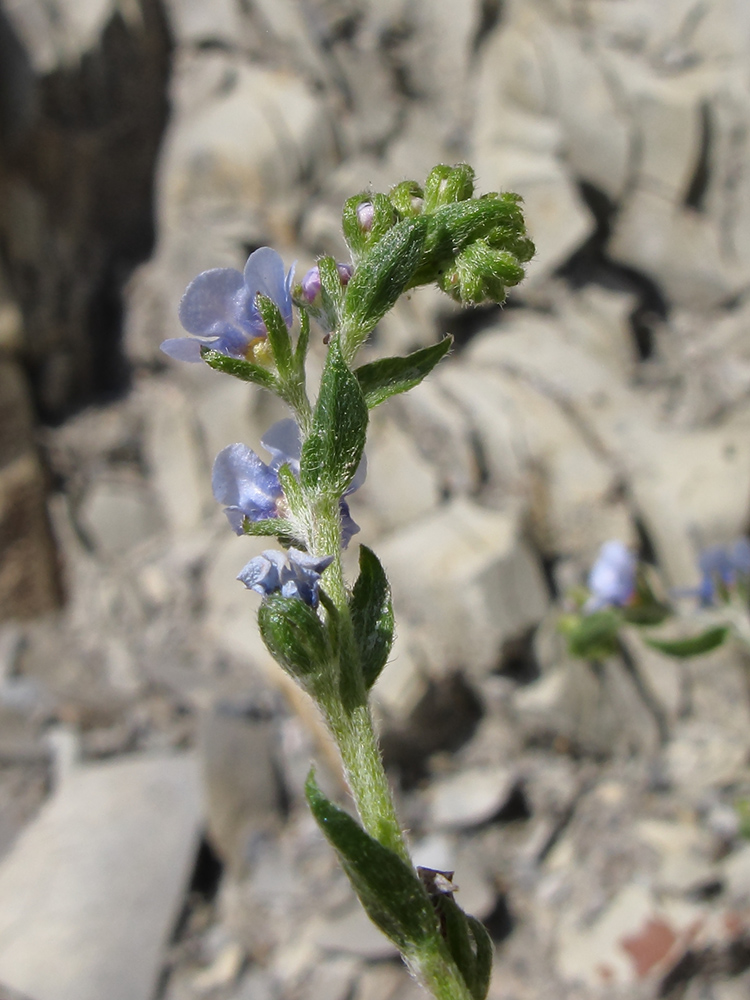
left=300, top=263, right=353, bottom=304
left=356, top=201, right=375, bottom=231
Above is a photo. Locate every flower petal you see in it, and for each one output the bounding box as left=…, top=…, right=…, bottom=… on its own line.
left=160, top=337, right=209, bottom=362
left=178, top=268, right=245, bottom=335
left=212, top=444, right=281, bottom=530
left=244, top=248, right=294, bottom=327
left=346, top=453, right=367, bottom=495
left=237, top=550, right=286, bottom=595
left=261, top=419, right=302, bottom=473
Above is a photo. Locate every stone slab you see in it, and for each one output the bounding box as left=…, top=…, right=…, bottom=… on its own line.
left=0, top=753, right=203, bottom=1000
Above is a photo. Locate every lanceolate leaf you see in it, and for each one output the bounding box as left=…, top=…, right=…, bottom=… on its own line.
left=645, top=626, right=730, bottom=658
left=300, top=337, right=368, bottom=496
left=559, top=610, right=621, bottom=660
left=201, top=348, right=279, bottom=391
left=434, top=895, right=493, bottom=1000
left=255, top=294, right=292, bottom=374
left=305, top=772, right=441, bottom=955
left=342, top=216, right=429, bottom=347
left=355, top=336, right=453, bottom=408
left=350, top=546, right=394, bottom=689
left=241, top=516, right=296, bottom=538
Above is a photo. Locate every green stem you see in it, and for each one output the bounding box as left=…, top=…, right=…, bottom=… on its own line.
left=308, top=494, right=410, bottom=863
left=302, top=449, right=475, bottom=1000
left=414, top=949, right=476, bottom=1000
left=326, top=699, right=410, bottom=863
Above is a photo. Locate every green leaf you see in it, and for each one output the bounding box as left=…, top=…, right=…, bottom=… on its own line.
left=255, top=294, right=292, bottom=374
left=434, top=894, right=493, bottom=1000
left=258, top=594, right=332, bottom=684
left=241, top=516, right=296, bottom=538
left=277, top=463, right=305, bottom=520
left=305, top=772, right=441, bottom=955
left=342, top=215, right=429, bottom=348
left=295, top=306, right=311, bottom=367
left=423, top=163, right=475, bottom=212
left=342, top=192, right=397, bottom=260
left=300, top=337, right=368, bottom=496
left=389, top=180, right=424, bottom=218
left=201, top=348, right=279, bottom=391
left=559, top=610, right=621, bottom=660
left=645, top=626, right=731, bottom=658
left=355, top=336, right=453, bottom=408
left=621, top=602, right=671, bottom=627
left=350, top=546, right=394, bottom=689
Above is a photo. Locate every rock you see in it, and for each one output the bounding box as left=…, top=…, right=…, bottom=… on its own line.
left=1, top=0, right=120, bottom=71
left=377, top=498, right=549, bottom=679
left=162, top=0, right=247, bottom=48
left=394, top=384, right=479, bottom=498
left=472, top=146, right=593, bottom=286
left=139, top=379, right=209, bottom=535
left=437, top=357, right=635, bottom=557
left=315, top=902, right=397, bottom=960
left=426, top=765, right=518, bottom=830
left=555, top=883, right=701, bottom=988
left=620, top=630, right=685, bottom=732
left=662, top=719, right=750, bottom=795
left=514, top=647, right=661, bottom=759
left=634, top=819, right=718, bottom=896
left=232, top=967, right=279, bottom=1000
left=198, top=700, right=283, bottom=868
left=76, top=473, right=163, bottom=557
left=0, top=752, right=203, bottom=1000
left=0, top=360, right=61, bottom=619
left=355, top=410, right=441, bottom=534
left=302, top=957, right=361, bottom=1000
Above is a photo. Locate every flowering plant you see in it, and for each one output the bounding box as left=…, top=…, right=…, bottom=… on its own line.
left=561, top=537, right=750, bottom=662
left=163, top=164, right=534, bottom=1000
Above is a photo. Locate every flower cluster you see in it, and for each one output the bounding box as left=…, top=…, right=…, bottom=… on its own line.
left=694, top=539, right=750, bottom=605
left=238, top=548, right=333, bottom=607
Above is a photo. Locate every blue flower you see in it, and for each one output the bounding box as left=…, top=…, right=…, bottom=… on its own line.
left=212, top=418, right=366, bottom=546
left=238, top=548, right=334, bottom=606
left=160, top=248, right=294, bottom=363
left=585, top=540, right=636, bottom=612
left=694, top=538, right=750, bottom=605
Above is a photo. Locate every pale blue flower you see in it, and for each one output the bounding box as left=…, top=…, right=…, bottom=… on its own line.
left=694, top=538, right=750, bottom=605
left=212, top=418, right=366, bottom=546
left=161, top=248, right=294, bottom=362
left=585, top=540, right=636, bottom=612
left=238, top=548, right=333, bottom=606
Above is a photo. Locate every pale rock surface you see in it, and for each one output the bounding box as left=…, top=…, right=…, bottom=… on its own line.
left=2, top=0, right=122, bottom=71
left=513, top=654, right=661, bottom=760
left=377, top=498, right=549, bottom=679
left=76, top=474, right=163, bottom=557
left=355, top=410, right=441, bottom=534
left=139, top=378, right=210, bottom=535
left=315, top=902, right=397, bottom=960
left=163, top=0, right=246, bottom=48
left=198, top=702, right=282, bottom=868
left=555, top=882, right=702, bottom=988
left=426, top=765, right=517, bottom=830
left=0, top=753, right=203, bottom=1000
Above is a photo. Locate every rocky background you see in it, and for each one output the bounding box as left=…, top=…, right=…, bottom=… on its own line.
left=2, top=1, right=750, bottom=998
